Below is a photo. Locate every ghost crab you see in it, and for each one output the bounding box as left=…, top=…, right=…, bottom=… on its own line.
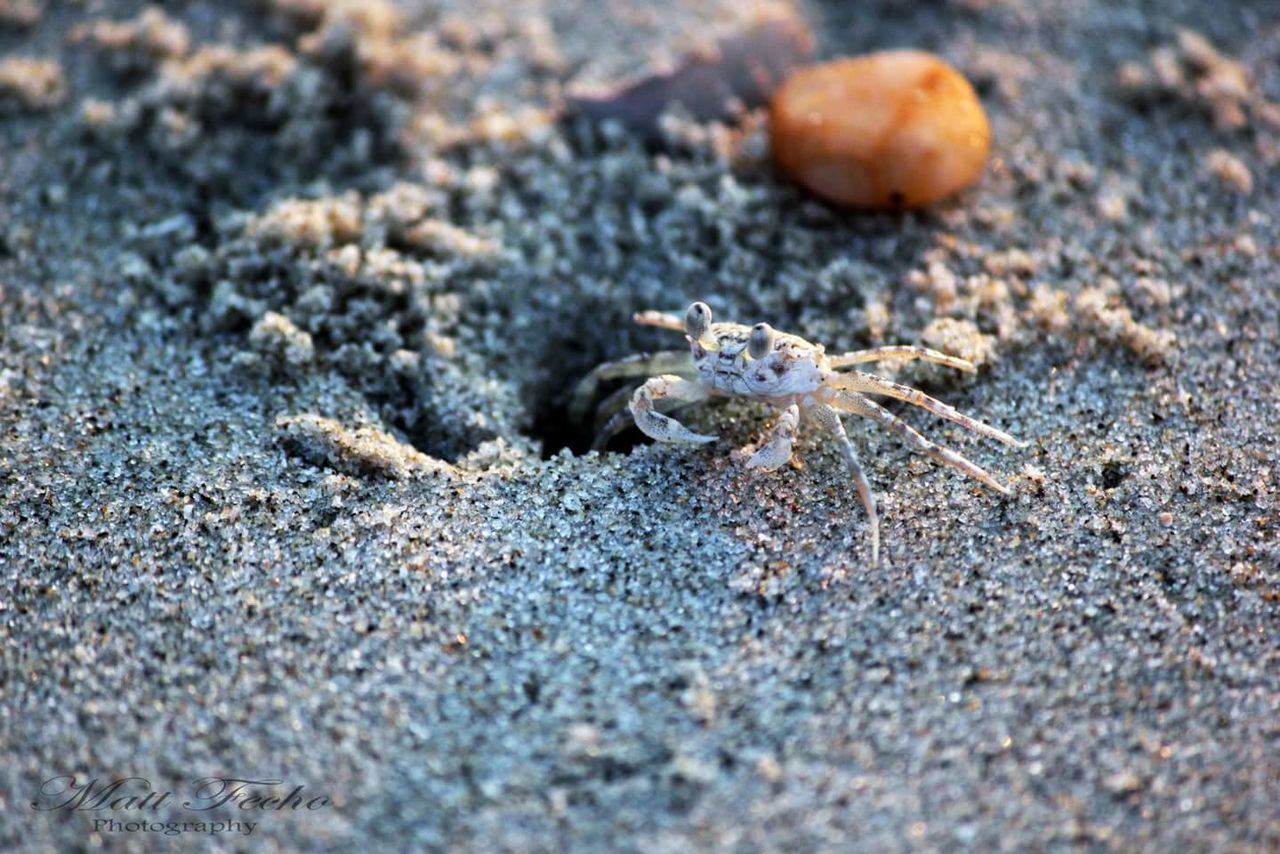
left=571, top=302, right=1028, bottom=565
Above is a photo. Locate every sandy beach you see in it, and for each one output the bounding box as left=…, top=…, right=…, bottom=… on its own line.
left=3, top=0, right=1278, bottom=849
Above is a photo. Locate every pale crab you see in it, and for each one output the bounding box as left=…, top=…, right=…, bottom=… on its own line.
left=571, top=302, right=1028, bottom=565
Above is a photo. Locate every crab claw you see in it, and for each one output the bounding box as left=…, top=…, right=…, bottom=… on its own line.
left=746, top=404, right=798, bottom=471
left=635, top=411, right=717, bottom=444
left=630, top=376, right=715, bottom=444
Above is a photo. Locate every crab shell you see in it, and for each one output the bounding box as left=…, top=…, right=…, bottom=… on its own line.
left=689, top=322, right=827, bottom=402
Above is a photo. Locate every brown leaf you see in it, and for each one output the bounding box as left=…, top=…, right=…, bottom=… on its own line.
left=564, top=9, right=813, bottom=141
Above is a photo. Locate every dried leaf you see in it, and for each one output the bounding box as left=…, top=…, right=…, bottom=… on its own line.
left=564, top=10, right=813, bottom=140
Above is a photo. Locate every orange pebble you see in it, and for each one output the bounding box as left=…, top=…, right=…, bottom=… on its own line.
left=770, top=51, right=991, bottom=209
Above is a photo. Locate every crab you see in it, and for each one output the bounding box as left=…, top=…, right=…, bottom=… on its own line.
left=570, top=302, right=1028, bottom=565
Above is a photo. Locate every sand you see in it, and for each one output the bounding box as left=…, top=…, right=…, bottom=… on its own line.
left=2, top=0, right=1278, bottom=849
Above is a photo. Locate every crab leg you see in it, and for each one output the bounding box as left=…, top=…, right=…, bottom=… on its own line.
left=630, top=375, right=715, bottom=444
left=828, top=345, right=976, bottom=374
left=569, top=350, right=691, bottom=424
left=745, top=404, right=800, bottom=471
left=809, top=404, right=881, bottom=567
left=632, top=310, right=687, bottom=332
left=826, top=370, right=1026, bottom=448
left=832, top=391, right=1015, bottom=496
left=591, top=383, right=647, bottom=431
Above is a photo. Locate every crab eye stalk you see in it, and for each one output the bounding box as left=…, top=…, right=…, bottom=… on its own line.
left=748, top=322, right=774, bottom=359
left=685, top=302, right=712, bottom=339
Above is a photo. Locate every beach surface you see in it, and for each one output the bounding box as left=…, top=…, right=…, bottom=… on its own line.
left=2, top=0, right=1278, bottom=849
